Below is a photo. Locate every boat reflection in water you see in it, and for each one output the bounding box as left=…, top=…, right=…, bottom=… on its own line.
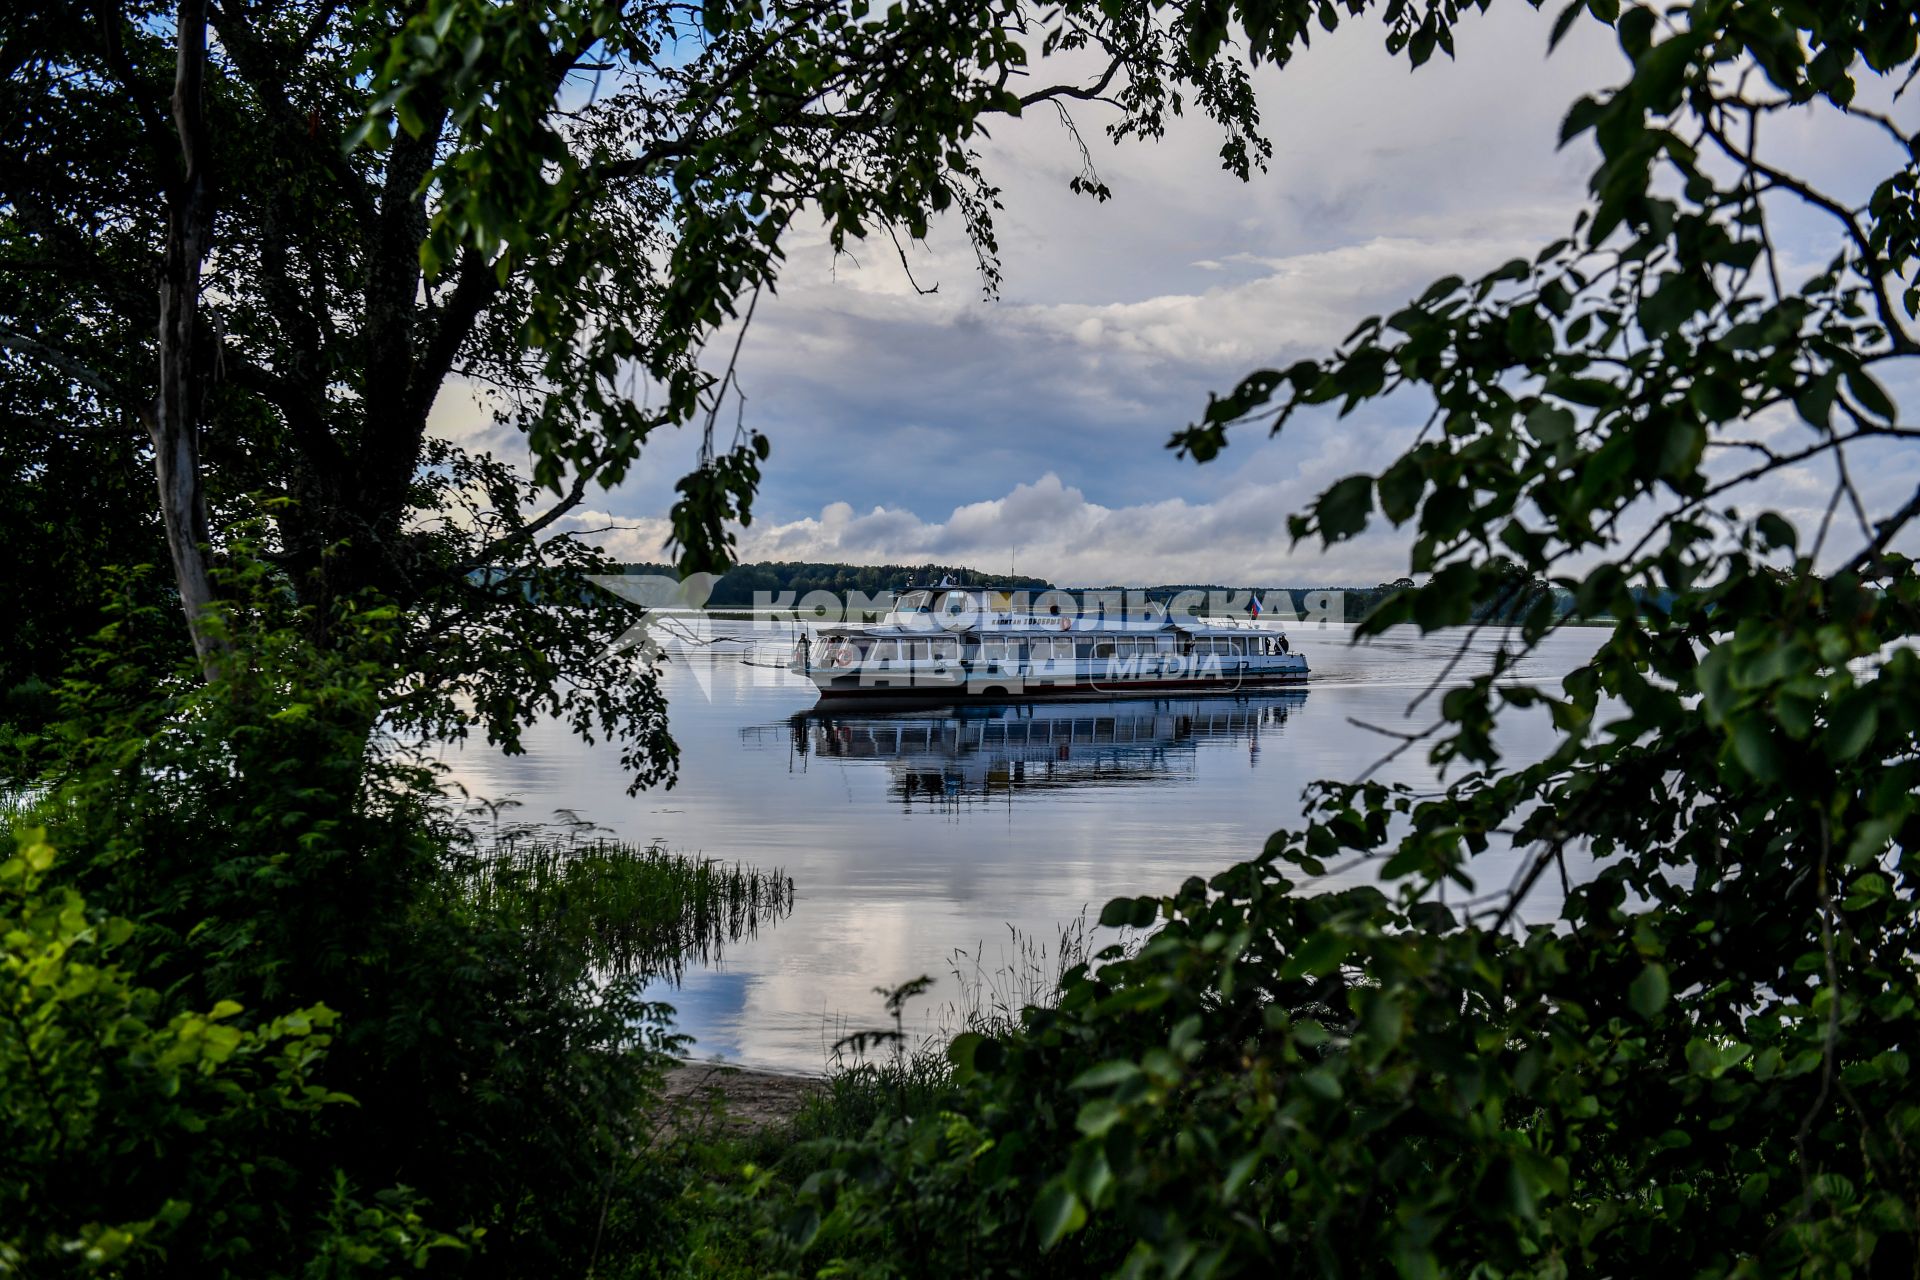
left=783, top=691, right=1308, bottom=807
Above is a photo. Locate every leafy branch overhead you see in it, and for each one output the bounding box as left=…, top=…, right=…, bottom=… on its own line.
left=344, top=0, right=1323, bottom=554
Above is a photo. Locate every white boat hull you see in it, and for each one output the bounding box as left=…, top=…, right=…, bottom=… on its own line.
left=804, top=653, right=1308, bottom=702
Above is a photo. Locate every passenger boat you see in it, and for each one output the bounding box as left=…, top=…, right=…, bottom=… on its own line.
left=787, top=581, right=1308, bottom=703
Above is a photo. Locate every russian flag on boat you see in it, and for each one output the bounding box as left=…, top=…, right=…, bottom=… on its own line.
left=1250, top=595, right=1262, bottom=618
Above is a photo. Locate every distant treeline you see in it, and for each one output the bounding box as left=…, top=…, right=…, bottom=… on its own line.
left=616, top=561, right=1052, bottom=607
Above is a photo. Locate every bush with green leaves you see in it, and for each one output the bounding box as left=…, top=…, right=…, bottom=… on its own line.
left=761, top=828, right=1915, bottom=1275
left=1, top=827, right=473, bottom=1274
left=15, top=578, right=732, bottom=1276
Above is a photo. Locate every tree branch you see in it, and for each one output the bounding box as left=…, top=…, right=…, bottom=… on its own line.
left=153, top=0, right=226, bottom=676
left=407, top=250, right=500, bottom=428
left=0, top=327, right=149, bottom=420
left=220, top=340, right=346, bottom=475
left=90, top=0, right=180, bottom=191
left=1836, top=482, right=1920, bottom=579
left=1017, top=55, right=1125, bottom=108
left=1699, top=115, right=1919, bottom=356
left=209, top=0, right=379, bottom=228
left=456, top=461, right=605, bottom=576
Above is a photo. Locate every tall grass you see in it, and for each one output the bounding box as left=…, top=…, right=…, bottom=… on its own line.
left=460, top=838, right=794, bottom=984
left=937, top=909, right=1098, bottom=1039
left=796, top=912, right=1116, bottom=1141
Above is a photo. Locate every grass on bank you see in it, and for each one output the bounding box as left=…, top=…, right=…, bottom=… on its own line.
left=654, top=916, right=1111, bottom=1243
left=459, top=837, right=795, bottom=984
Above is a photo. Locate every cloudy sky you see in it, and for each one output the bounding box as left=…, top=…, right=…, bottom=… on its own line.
left=434, top=7, right=1920, bottom=587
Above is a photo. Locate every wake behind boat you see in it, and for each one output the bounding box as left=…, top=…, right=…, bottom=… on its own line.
left=786, top=581, right=1308, bottom=703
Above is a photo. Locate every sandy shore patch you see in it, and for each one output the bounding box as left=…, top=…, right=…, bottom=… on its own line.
left=659, top=1059, right=826, bottom=1135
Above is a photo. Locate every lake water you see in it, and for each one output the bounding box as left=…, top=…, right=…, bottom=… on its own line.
left=443, top=620, right=1608, bottom=1072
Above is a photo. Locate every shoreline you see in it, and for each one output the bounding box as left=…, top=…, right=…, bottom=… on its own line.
left=661, top=1058, right=826, bottom=1132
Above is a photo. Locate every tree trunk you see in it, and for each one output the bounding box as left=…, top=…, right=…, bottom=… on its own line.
left=152, top=0, right=224, bottom=677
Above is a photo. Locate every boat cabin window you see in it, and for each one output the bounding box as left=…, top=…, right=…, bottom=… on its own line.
left=900, top=638, right=959, bottom=662
left=820, top=637, right=873, bottom=663
left=867, top=639, right=898, bottom=662
left=896, top=590, right=933, bottom=613
left=979, top=639, right=1019, bottom=662
left=1028, top=637, right=1070, bottom=663
left=1090, top=640, right=1116, bottom=659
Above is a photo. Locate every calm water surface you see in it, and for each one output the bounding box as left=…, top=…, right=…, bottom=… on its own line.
left=444, top=621, right=1607, bottom=1072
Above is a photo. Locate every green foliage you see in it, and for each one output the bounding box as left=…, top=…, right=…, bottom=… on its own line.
left=397, top=442, right=679, bottom=790
left=1, top=827, right=473, bottom=1274
left=753, top=840, right=1918, bottom=1275
left=0, top=128, right=179, bottom=739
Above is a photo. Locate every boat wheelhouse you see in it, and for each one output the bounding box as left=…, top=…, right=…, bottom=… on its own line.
left=787, top=582, right=1308, bottom=702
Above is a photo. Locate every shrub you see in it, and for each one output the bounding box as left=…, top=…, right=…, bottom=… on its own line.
left=15, top=583, right=752, bottom=1275
left=1, top=827, right=471, bottom=1274
left=747, top=844, right=1917, bottom=1278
